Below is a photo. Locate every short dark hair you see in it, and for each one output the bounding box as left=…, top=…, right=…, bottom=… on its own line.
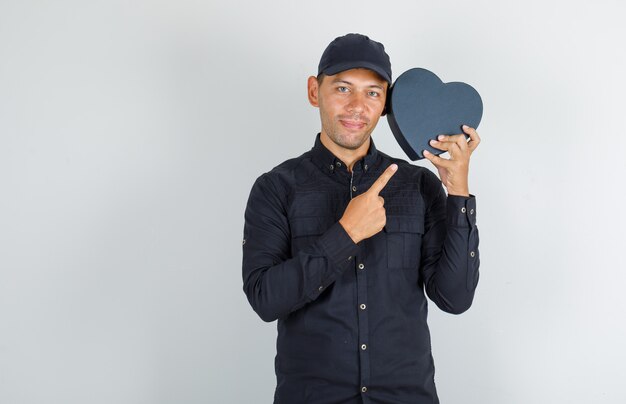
left=316, top=73, right=325, bottom=86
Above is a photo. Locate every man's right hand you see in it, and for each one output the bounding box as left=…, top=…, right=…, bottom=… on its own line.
left=339, top=164, right=398, bottom=244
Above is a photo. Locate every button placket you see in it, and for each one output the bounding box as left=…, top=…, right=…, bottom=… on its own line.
left=355, top=257, right=370, bottom=397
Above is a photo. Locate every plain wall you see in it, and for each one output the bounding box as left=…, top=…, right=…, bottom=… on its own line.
left=1, top=0, right=625, bottom=403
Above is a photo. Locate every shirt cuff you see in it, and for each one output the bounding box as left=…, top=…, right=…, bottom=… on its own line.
left=318, top=221, right=361, bottom=272
left=446, top=194, right=477, bottom=227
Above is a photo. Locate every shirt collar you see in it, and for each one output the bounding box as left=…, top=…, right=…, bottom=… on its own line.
left=310, top=132, right=379, bottom=175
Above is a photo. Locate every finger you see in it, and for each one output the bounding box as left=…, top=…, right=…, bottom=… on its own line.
left=437, top=134, right=467, bottom=144
left=438, top=133, right=469, bottom=153
left=368, top=164, right=398, bottom=195
left=428, top=139, right=452, bottom=151
left=462, top=125, right=481, bottom=152
left=423, top=150, right=452, bottom=168
left=378, top=196, right=384, bottom=206
left=447, top=142, right=464, bottom=159
left=454, top=134, right=469, bottom=151
left=435, top=134, right=467, bottom=158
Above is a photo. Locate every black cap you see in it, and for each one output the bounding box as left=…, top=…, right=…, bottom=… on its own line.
left=318, top=33, right=392, bottom=85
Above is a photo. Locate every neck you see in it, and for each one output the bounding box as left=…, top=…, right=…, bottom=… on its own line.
left=320, top=131, right=370, bottom=173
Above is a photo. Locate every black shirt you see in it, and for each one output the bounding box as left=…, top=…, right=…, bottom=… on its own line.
left=242, top=133, right=480, bottom=404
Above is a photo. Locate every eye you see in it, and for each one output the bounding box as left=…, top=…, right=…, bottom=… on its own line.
left=368, top=91, right=380, bottom=97
left=338, top=86, right=349, bottom=93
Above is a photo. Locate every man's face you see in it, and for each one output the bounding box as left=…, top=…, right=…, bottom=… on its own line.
left=309, top=68, right=388, bottom=151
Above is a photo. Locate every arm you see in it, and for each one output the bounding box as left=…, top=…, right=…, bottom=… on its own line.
left=420, top=171, right=480, bottom=314
left=241, top=173, right=360, bottom=322
left=421, top=125, right=481, bottom=314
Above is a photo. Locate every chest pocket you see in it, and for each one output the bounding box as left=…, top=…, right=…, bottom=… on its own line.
left=289, top=216, right=334, bottom=256
left=385, top=216, right=424, bottom=270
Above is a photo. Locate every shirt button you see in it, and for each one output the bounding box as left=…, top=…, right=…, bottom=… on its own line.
left=358, top=263, right=365, bottom=270
left=470, top=251, right=476, bottom=258
left=329, top=164, right=334, bottom=171
left=242, top=238, right=246, bottom=245
left=361, top=386, right=368, bottom=393
left=318, top=285, right=324, bottom=291
left=352, top=185, right=357, bottom=192
left=336, top=161, right=342, bottom=167
left=361, top=344, right=367, bottom=350
left=364, top=164, right=368, bottom=171
left=461, top=207, right=467, bottom=213
left=359, top=304, right=366, bottom=310
left=470, top=208, right=474, bottom=215
left=347, top=256, right=352, bottom=261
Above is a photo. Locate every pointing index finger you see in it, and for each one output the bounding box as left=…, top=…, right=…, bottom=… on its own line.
left=368, top=164, right=398, bottom=195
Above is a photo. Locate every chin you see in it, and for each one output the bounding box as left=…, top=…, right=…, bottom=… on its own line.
left=335, top=132, right=369, bottom=150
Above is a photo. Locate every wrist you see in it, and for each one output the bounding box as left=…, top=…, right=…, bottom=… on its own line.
left=447, top=185, right=469, bottom=197
left=339, top=219, right=360, bottom=244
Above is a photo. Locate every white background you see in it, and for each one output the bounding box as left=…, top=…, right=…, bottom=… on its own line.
left=1, top=0, right=625, bottom=403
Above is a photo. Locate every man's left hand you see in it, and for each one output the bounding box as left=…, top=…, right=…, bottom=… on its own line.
left=423, top=125, right=481, bottom=197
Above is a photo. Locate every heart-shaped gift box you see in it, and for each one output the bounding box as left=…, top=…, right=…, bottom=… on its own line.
left=386, top=68, right=483, bottom=160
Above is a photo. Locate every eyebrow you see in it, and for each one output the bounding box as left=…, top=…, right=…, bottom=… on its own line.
left=330, top=79, right=385, bottom=91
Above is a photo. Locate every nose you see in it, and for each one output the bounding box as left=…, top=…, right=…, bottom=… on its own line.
left=346, top=92, right=366, bottom=114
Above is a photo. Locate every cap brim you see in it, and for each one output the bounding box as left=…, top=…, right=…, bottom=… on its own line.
left=322, top=61, right=391, bottom=84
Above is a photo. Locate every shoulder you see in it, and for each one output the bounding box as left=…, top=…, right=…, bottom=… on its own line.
left=376, top=150, right=445, bottom=210
left=249, top=150, right=311, bottom=198
left=377, top=150, right=441, bottom=188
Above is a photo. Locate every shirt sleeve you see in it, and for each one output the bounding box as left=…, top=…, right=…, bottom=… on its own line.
left=241, top=173, right=360, bottom=322
left=419, top=170, right=480, bottom=314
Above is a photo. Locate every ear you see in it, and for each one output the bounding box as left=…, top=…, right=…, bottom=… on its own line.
left=307, top=76, right=319, bottom=107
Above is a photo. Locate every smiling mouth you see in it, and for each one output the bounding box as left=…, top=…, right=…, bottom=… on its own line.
left=339, top=120, right=366, bottom=130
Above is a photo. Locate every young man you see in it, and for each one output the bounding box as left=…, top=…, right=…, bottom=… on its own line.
left=242, top=33, right=481, bottom=403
